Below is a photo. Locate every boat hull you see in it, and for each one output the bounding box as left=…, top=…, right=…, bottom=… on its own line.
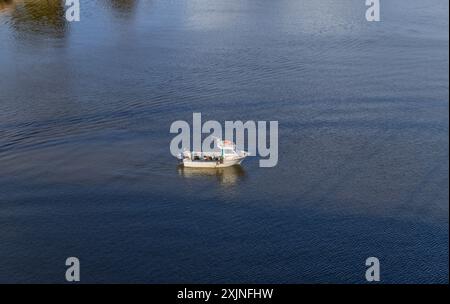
left=182, top=157, right=244, bottom=168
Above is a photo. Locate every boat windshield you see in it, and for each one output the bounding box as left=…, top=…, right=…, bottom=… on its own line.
left=223, top=148, right=235, bottom=155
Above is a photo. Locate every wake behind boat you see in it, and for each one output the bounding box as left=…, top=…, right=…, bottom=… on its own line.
left=177, top=139, right=248, bottom=168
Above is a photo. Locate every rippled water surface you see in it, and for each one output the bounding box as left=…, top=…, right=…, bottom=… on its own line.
left=0, top=0, right=448, bottom=283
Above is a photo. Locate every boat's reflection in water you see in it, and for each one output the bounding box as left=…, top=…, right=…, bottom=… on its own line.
left=177, top=165, right=246, bottom=186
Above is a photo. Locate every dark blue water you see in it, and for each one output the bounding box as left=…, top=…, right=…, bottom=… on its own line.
left=0, top=0, right=448, bottom=283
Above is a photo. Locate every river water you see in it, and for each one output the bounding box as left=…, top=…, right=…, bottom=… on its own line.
left=0, top=0, right=448, bottom=283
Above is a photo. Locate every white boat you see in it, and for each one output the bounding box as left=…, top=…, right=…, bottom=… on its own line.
left=177, top=139, right=248, bottom=168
